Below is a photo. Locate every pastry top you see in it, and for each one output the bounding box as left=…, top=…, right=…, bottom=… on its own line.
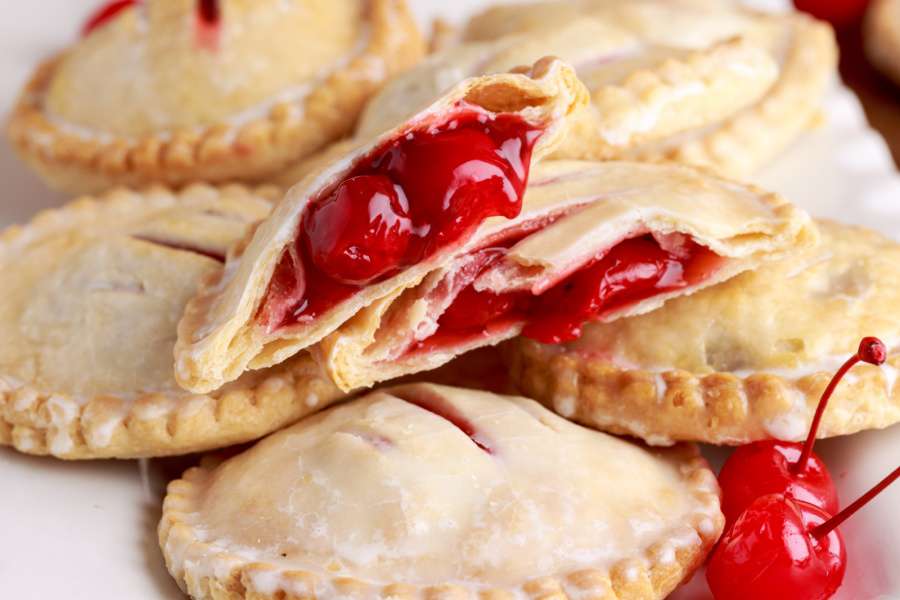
left=161, top=383, right=722, bottom=595
left=175, top=57, right=590, bottom=393
left=316, top=160, right=816, bottom=392
left=567, top=221, right=900, bottom=374
left=463, top=0, right=756, bottom=50
left=0, top=185, right=274, bottom=398
left=46, top=0, right=377, bottom=137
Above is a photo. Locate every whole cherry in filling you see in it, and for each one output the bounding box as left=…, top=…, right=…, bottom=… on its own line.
left=717, top=337, right=887, bottom=528
left=259, top=109, right=542, bottom=329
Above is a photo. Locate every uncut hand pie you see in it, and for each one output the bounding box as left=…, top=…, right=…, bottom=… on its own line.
left=174, top=57, right=591, bottom=393
left=6, top=0, right=424, bottom=195
left=461, top=0, right=837, bottom=177
left=159, top=383, right=724, bottom=600
left=507, top=221, right=900, bottom=446
left=865, top=0, right=900, bottom=87
left=0, top=186, right=342, bottom=459
left=357, top=20, right=779, bottom=161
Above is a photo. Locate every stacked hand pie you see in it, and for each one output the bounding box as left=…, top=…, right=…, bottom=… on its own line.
left=4, top=2, right=897, bottom=600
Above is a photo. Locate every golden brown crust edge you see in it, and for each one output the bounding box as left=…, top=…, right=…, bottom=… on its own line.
left=505, top=338, right=900, bottom=446
left=5, top=0, right=426, bottom=195
left=158, top=444, right=723, bottom=600
left=0, top=185, right=346, bottom=459
left=631, top=13, right=838, bottom=177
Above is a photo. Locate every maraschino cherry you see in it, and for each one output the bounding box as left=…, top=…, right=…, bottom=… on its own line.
left=707, top=465, right=900, bottom=600
left=717, top=337, right=887, bottom=527
left=81, top=0, right=139, bottom=36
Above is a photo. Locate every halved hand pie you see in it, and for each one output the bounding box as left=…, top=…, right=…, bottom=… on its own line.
left=174, top=57, right=591, bottom=393
left=462, top=0, right=837, bottom=177
left=0, top=186, right=342, bottom=459
left=159, top=383, right=724, bottom=600
left=315, top=160, right=815, bottom=392
left=6, top=0, right=424, bottom=194
left=506, top=221, right=900, bottom=446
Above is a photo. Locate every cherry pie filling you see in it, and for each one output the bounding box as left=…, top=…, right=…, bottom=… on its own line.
left=415, top=232, right=725, bottom=348
left=257, top=108, right=544, bottom=330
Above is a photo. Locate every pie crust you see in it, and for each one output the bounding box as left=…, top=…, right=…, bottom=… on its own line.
left=174, top=57, right=591, bottom=394
left=506, top=221, right=900, bottom=446
left=358, top=20, right=779, bottom=163
left=317, top=159, right=815, bottom=392
left=461, top=0, right=837, bottom=177
left=865, top=0, right=900, bottom=87
left=159, top=383, right=724, bottom=600
left=6, top=0, right=425, bottom=195
left=0, top=185, right=343, bottom=459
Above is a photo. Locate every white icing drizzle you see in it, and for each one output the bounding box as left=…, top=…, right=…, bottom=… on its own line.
left=762, top=388, right=808, bottom=441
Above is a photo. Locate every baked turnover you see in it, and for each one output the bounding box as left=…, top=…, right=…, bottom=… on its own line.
left=6, top=0, right=425, bottom=194
left=159, top=383, right=724, bottom=600
left=0, top=185, right=343, bottom=458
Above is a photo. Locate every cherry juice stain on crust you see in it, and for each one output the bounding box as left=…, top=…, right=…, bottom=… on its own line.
left=399, top=390, right=492, bottom=454
left=81, top=0, right=139, bottom=36
left=195, top=0, right=221, bottom=51
left=420, top=234, right=723, bottom=350
left=257, top=108, right=543, bottom=330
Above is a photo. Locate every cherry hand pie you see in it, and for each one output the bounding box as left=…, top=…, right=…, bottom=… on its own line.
left=0, top=186, right=343, bottom=459
left=357, top=20, right=779, bottom=163
left=178, top=136, right=815, bottom=394
left=461, top=0, right=837, bottom=177
left=159, top=383, right=724, bottom=600
left=174, top=57, right=591, bottom=393
left=6, top=0, right=424, bottom=195
left=507, top=221, right=900, bottom=446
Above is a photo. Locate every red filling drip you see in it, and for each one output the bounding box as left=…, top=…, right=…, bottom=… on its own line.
left=426, top=234, right=723, bottom=348
left=82, top=0, right=139, bottom=36
left=259, top=109, right=542, bottom=330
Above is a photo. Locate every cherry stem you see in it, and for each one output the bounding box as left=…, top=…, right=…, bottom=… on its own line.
left=794, top=337, right=887, bottom=474
left=812, top=465, right=900, bottom=539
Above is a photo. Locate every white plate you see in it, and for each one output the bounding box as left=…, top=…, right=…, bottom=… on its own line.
left=0, top=2, right=898, bottom=599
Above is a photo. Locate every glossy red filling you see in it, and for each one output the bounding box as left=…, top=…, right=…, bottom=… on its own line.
left=258, top=109, right=543, bottom=330
left=424, top=234, right=724, bottom=347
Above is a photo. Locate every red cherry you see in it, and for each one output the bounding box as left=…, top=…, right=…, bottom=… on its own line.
left=394, top=387, right=492, bottom=453
left=304, top=175, right=413, bottom=285
left=376, top=122, right=530, bottom=256
left=717, top=337, right=887, bottom=527
left=719, top=442, right=837, bottom=529
left=707, top=494, right=845, bottom=600
left=708, top=466, right=900, bottom=600
left=82, top=0, right=139, bottom=36
left=794, top=0, right=871, bottom=28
